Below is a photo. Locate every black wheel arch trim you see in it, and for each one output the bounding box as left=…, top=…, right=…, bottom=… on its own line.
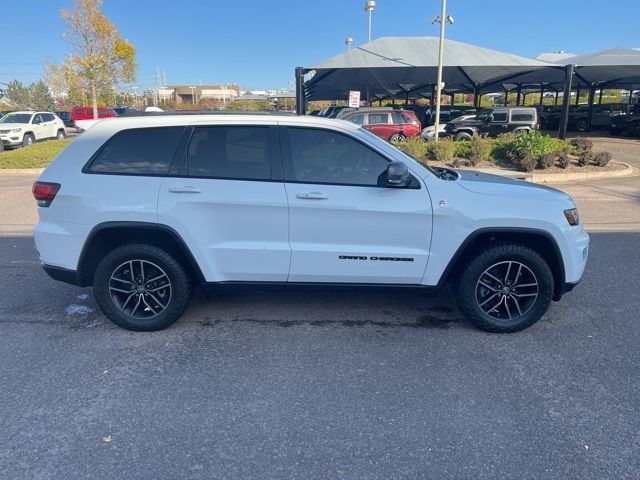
left=76, top=221, right=206, bottom=287
left=437, top=227, right=566, bottom=294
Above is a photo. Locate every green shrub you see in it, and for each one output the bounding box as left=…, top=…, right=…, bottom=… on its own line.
left=468, top=137, right=493, bottom=165
left=453, top=141, right=471, bottom=159
left=491, top=133, right=518, bottom=160
left=509, top=130, right=570, bottom=160
left=514, top=152, right=537, bottom=172
left=569, top=137, right=593, bottom=152
left=593, top=151, right=612, bottom=167
left=425, top=139, right=456, bottom=161
left=557, top=153, right=570, bottom=169
left=577, top=151, right=594, bottom=167
left=538, top=153, right=557, bottom=169
left=392, top=136, right=428, bottom=160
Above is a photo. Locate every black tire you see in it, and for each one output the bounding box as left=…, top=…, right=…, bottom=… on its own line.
left=574, top=119, right=588, bottom=132
left=455, top=243, right=554, bottom=333
left=390, top=133, right=406, bottom=142
left=93, top=243, right=192, bottom=331
left=56, top=129, right=66, bottom=140
left=22, top=133, right=35, bottom=147
left=454, top=132, right=473, bottom=141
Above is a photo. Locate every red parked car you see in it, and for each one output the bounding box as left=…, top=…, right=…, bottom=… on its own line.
left=70, top=106, right=117, bottom=127
left=341, top=108, right=421, bottom=141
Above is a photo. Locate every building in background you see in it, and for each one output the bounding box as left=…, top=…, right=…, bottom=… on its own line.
left=158, top=85, right=240, bottom=104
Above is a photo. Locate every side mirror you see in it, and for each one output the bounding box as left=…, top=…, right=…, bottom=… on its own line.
left=385, top=161, right=410, bottom=187
left=32, top=118, right=40, bottom=124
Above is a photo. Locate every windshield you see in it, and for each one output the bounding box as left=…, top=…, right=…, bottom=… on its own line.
left=356, top=127, right=439, bottom=177
left=0, top=113, right=33, bottom=124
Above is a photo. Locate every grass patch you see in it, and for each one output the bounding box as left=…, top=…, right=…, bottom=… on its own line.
left=0, top=138, right=72, bottom=169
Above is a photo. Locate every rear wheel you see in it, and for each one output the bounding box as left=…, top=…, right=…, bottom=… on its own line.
left=93, top=243, right=192, bottom=331
left=22, top=133, right=35, bottom=147
left=454, top=132, right=473, bottom=141
left=56, top=129, right=66, bottom=140
left=390, top=133, right=406, bottom=142
left=574, top=119, right=588, bottom=132
left=455, top=243, right=554, bottom=333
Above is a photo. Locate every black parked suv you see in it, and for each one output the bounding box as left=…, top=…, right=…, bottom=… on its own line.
left=443, top=107, right=537, bottom=140
left=609, top=104, right=640, bottom=135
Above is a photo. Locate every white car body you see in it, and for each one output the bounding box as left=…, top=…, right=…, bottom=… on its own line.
left=0, top=111, right=66, bottom=147
left=32, top=113, right=589, bottom=331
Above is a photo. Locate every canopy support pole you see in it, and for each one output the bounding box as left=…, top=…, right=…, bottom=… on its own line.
left=598, top=88, right=604, bottom=104
left=587, top=86, right=596, bottom=132
left=539, top=85, right=544, bottom=105
left=558, top=64, right=574, bottom=140
left=295, top=67, right=306, bottom=115
left=516, top=87, right=522, bottom=106
left=575, top=86, right=581, bottom=106
left=554, top=91, right=559, bottom=106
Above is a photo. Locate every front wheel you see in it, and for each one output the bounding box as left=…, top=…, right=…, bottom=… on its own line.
left=22, top=133, right=35, bottom=147
left=389, top=133, right=406, bottom=142
left=93, top=244, right=192, bottom=331
left=574, top=119, right=588, bottom=132
left=56, top=129, right=66, bottom=140
left=455, top=243, right=554, bottom=333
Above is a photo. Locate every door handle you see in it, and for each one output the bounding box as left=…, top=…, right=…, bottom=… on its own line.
left=168, top=185, right=201, bottom=193
left=296, top=192, right=328, bottom=200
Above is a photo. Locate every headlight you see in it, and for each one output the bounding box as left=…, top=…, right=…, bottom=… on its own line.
left=564, top=208, right=579, bottom=226
left=10, top=128, right=22, bottom=133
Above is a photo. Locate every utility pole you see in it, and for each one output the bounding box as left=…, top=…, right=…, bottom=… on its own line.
left=432, top=0, right=454, bottom=142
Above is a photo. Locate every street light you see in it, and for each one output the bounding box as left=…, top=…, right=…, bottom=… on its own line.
left=364, top=0, right=375, bottom=43
left=431, top=0, right=454, bottom=142
left=345, top=37, right=353, bottom=51
left=189, top=86, right=196, bottom=106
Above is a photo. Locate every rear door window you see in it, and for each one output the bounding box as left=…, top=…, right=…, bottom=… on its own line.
left=348, top=114, right=366, bottom=125
left=368, top=113, right=390, bottom=125
left=510, top=110, right=535, bottom=122
left=87, top=127, right=184, bottom=175
left=492, top=112, right=508, bottom=122
left=186, top=126, right=272, bottom=180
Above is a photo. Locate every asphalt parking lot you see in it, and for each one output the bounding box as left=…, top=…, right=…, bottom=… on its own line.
left=1, top=136, right=639, bottom=479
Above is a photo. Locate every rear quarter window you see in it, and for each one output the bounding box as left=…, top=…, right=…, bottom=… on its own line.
left=86, top=126, right=184, bottom=175
left=510, top=110, right=535, bottom=122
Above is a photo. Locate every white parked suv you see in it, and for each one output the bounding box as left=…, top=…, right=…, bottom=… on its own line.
left=0, top=111, right=66, bottom=148
left=32, top=112, right=589, bottom=332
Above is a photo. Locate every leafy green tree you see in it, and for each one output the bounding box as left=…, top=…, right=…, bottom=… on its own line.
left=5, top=80, right=55, bottom=110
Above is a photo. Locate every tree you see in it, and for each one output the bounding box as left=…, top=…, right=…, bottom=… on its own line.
left=5, top=80, right=55, bottom=110
left=46, top=0, right=136, bottom=118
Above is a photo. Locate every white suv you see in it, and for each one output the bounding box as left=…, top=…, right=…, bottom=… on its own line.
left=32, top=113, right=589, bottom=332
left=0, top=111, right=66, bottom=148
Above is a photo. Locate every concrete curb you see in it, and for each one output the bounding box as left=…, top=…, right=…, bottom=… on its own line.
left=531, top=162, right=634, bottom=183
left=467, top=161, right=634, bottom=184
left=0, top=168, right=44, bottom=176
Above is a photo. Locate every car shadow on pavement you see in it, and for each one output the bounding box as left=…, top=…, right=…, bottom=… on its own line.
left=1, top=231, right=638, bottom=334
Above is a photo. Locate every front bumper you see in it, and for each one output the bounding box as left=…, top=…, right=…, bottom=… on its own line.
left=42, top=264, right=82, bottom=286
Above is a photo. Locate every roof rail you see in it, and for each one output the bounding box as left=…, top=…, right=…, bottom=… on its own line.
left=118, top=110, right=296, bottom=117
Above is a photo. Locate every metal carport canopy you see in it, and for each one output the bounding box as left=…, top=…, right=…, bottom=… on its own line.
left=303, top=36, right=559, bottom=101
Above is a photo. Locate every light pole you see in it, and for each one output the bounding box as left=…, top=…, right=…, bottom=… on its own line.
left=345, top=37, right=353, bottom=51
left=190, top=86, right=196, bottom=106
left=364, top=0, right=375, bottom=43
left=432, top=2, right=454, bottom=142
left=222, top=84, right=228, bottom=106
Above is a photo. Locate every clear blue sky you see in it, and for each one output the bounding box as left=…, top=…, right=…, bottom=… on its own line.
left=2, top=0, right=638, bottom=91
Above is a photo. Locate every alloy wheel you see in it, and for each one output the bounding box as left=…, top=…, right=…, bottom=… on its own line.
left=109, top=259, right=172, bottom=319
left=475, top=261, right=539, bottom=321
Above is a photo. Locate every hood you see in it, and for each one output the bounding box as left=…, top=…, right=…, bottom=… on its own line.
left=456, top=170, right=572, bottom=202
left=0, top=123, right=30, bottom=130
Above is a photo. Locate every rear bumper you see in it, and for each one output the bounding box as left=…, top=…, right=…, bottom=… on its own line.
left=42, top=264, right=82, bottom=286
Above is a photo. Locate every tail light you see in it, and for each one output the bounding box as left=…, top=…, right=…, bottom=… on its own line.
left=32, top=181, right=60, bottom=207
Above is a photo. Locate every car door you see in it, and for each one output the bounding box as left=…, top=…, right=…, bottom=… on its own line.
left=40, top=113, right=57, bottom=138
left=30, top=113, right=48, bottom=140
left=364, top=112, right=394, bottom=140
left=157, top=122, right=290, bottom=283
left=280, top=125, right=432, bottom=284
left=484, top=111, right=508, bottom=136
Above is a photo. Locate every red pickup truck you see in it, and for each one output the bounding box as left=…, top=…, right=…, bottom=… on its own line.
left=70, top=106, right=117, bottom=127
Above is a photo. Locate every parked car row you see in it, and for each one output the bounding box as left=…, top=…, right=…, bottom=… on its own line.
left=536, top=103, right=639, bottom=132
